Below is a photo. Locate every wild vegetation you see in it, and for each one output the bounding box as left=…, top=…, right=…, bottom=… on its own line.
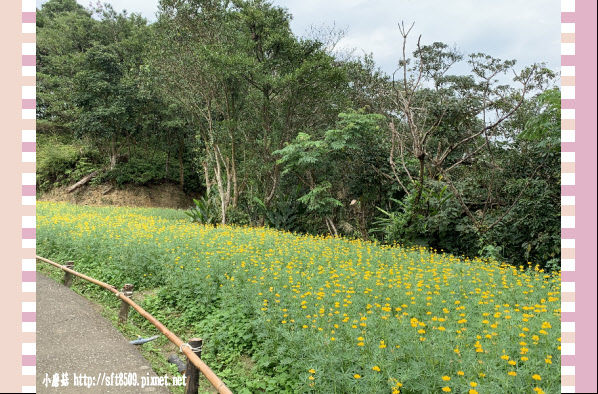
left=37, top=202, right=561, bottom=393
left=37, top=0, right=561, bottom=270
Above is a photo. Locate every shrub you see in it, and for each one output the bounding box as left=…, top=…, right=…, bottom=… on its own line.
left=37, top=139, right=100, bottom=191
left=100, top=155, right=168, bottom=187
left=185, top=188, right=220, bottom=224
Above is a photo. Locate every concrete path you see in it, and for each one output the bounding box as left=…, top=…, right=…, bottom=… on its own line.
left=37, top=273, right=171, bottom=393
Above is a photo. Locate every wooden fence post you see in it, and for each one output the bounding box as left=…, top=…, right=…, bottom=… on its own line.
left=118, top=284, right=134, bottom=325
left=63, top=261, right=74, bottom=288
left=184, top=338, right=203, bottom=394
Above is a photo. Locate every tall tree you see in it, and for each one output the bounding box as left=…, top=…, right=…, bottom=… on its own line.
left=36, top=0, right=97, bottom=134
left=386, top=22, right=555, bottom=234
left=72, top=5, right=149, bottom=168
left=153, top=0, right=346, bottom=223
left=153, top=0, right=246, bottom=223
left=234, top=0, right=346, bottom=208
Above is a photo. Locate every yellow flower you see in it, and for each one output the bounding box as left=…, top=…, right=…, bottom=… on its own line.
left=309, top=369, right=316, bottom=374
left=508, top=371, right=517, bottom=376
left=372, top=366, right=380, bottom=371
left=308, top=376, right=314, bottom=380
left=532, top=374, right=541, bottom=381
left=533, top=388, right=545, bottom=394
left=442, top=376, right=451, bottom=381
left=457, top=371, right=464, bottom=376
left=470, top=382, right=477, bottom=387
left=469, top=390, right=478, bottom=394
left=354, top=374, right=361, bottom=379
left=442, top=387, right=451, bottom=392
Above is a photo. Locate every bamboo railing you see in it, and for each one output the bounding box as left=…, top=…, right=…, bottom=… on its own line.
left=36, top=255, right=232, bottom=394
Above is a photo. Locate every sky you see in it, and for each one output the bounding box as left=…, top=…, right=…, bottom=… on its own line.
left=37, top=0, right=561, bottom=78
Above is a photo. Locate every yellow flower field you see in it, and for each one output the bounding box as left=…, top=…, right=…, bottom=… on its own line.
left=37, top=202, right=561, bottom=393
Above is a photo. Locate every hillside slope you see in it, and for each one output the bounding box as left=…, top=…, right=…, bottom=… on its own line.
left=38, top=182, right=196, bottom=210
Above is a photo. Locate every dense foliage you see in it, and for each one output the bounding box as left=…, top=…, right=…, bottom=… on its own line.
left=36, top=0, right=561, bottom=269
left=37, top=202, right=561, bottom=394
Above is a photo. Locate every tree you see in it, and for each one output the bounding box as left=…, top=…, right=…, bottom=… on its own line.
left=153, top=0, right=246, bottom=223
left=36, top=0, right=97, bottom=134
left=72, top=5, right=149, bottom=169
left=275, top=110, right=385, bottom=236
left=386, top=22, right=555, bottom=235
left=153, top=0, right=346, bottom=224
left=518, top=87, right=561, bottom=151
left=232, top=0, right=347, bottom=209
left=479, top=88, right=561, bottom=267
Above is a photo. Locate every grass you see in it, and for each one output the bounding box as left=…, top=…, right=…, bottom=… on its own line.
left=37, top=201, right=561, bottom=394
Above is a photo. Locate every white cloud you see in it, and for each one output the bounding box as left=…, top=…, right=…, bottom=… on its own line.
left=277, top=0, right=560, bottom=74
left=36, top=0, right=560, bottom=76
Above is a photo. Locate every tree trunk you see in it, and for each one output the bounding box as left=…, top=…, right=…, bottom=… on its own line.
left=110, top=134, right=117, bottom=169
left=212, top=146, right=227, bottom=225
left=264, top=165, right=279, bottom=206
left=411, top=155, right=426, bottom=216
left=202, top=160, right=212, bottom=191
left=231, top=140, right=238, bottom=208
left=178, top=136, right=184, bottom=189
left=166, top=150, right=170, bottom=179
left=67, top=170, right=101, bottom=194
left=165, top=130, right=172, bottom=179
left=325, top=217, right=339, bottom=237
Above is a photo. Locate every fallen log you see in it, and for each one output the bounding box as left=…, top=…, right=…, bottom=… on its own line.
left=67, top=170, right=102, bottom=193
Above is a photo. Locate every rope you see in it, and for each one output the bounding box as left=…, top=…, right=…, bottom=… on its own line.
left=116, top=291, right=133, bottom=298
left=180, top=343, right=203, bottom=353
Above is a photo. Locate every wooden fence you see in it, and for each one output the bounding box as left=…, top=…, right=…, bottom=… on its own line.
left=36, top=255, right=232, bottom=394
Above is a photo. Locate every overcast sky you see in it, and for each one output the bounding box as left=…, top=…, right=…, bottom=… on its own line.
left=37, top=0, right=560, bottom=78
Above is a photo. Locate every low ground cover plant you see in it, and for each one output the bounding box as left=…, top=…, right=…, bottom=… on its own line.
left=37, top=202, right=561, bottom=393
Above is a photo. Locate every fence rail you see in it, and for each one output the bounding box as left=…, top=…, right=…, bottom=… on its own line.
left=36, top=255, right=232, bottom=394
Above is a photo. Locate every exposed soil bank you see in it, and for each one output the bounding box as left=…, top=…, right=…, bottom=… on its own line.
left=39, top=181, right=197, bottom=210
